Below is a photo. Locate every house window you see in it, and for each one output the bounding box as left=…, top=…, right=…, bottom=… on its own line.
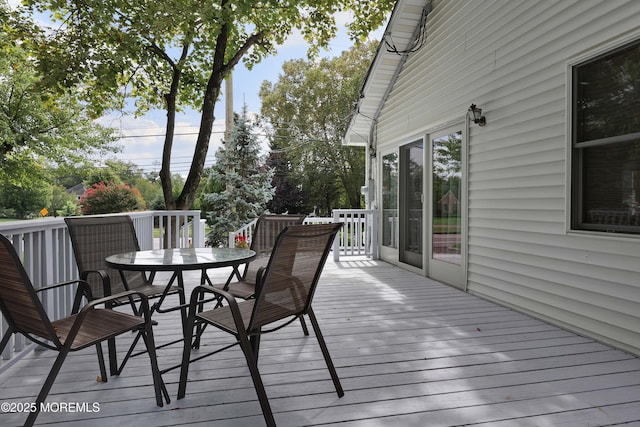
left=572, top=39, right=640, bottom=234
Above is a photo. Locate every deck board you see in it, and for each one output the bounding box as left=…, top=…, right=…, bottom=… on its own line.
left=1, top=259, right=639, bottom=426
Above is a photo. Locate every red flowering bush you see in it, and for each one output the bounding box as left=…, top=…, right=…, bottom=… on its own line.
left=80, top=181, right=146, bottom=215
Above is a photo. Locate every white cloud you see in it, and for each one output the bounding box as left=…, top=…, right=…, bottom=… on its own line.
left=96, top=112, right=226, bottom=177
left=6, top=0, right=22, bottom=9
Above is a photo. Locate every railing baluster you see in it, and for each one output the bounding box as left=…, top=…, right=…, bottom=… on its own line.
left=0, top=210, right=203, bottom=369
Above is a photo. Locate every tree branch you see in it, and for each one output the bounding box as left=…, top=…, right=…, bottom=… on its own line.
left=221, top=30, right=266, bottom=76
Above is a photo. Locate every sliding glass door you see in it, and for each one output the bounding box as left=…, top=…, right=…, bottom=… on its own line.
left=399, top=140, right=424, bottom=269
left=429, top=126, right=466, bottom=288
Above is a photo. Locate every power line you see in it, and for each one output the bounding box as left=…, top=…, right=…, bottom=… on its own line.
left=116, top=131, right=225, bottom=139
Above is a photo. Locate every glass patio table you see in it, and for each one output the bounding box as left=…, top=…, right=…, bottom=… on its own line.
left=105, top=247, right=256, bottom=307
left=105, top=247, right=256, bottom=373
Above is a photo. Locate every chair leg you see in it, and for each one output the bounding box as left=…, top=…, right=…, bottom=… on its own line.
left=24, top=347, right=70, bottom=427
left=299, top=315, right=309, bottom=336
left=176, top=272, right=188, bottom=337
left=108, top=337, right=118, bottom=376
left=192, top=322, right=207, bottom=349
left=179, top=291, right=188, bottom=339
left=250, top=329, right=261, bottom=360
left=0, top=327, right=15, bottom=354
left=177, top=305, right=198, bottom=399
left=95, top=343, right=107, bottom=383
left=307, top=307, right=344, bottom=397
left=114, top=331, right=143, bottom=376
left=140, top=326, right=170, bottom=406
left=238, top=330, right=276, bottom=427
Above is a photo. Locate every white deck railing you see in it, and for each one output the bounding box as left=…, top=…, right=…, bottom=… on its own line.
left=331, top=209, right=379, bottom=261
left=0, top=210, right=204, bottom=370
left=229, top=209, right=378, bottom=261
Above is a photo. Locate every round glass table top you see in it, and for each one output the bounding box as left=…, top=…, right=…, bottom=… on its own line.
left=105, top=247, right=256, bottom=271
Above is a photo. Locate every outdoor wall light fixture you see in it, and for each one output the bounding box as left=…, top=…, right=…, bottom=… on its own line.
left=468, top=104, right=486, bottom=126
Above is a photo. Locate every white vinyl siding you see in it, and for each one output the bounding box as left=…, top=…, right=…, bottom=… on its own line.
left=374, top=0, right=640, bottom=354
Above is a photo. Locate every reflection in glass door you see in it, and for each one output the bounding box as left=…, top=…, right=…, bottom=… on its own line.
left=432, top=131, right=462, bottom=265
left=429, top=126, right=466, bottom=289
left=399, top=141, right=424, bottom=268
left=382, top=153, right=398, bottom=249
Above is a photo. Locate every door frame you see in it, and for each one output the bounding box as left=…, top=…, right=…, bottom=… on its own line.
left=398, top=138, right=426, bottom=271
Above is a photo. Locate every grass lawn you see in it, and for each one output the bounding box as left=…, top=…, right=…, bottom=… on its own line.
left=0, top=218, right=21, bottom=223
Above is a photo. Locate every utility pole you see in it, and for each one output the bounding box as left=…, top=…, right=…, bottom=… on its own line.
left=225, top=72, right=233, bottom=193
left=225, top=72, right=233, bottom=142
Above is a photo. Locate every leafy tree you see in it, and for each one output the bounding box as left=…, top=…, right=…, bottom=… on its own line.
left=266, top=143, right=304, bottom=213
left=80, top=181, right=146, bottom=215
left=2, top=182, right=51, bottom=219
left=0, top=180, right=51, bottom=219
left=0, top=158, right=51, bottom=218
left=133, top=178, right=163, bottom=209
left=84, top=168, right=122, bottom=187
left=25, top=0, right=394, bottom=212
left=56, top=200, right=81, bottom=217
left=0, top=5, right=120, bottom=187
left=51, top=162, right=95, bottom=190
left=202, top=109, right=274, bottom=246
left=50, top=185, right=79, bottom=217
left=260, top=41, right=376, bottom=215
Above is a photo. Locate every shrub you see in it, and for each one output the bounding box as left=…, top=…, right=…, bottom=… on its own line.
left=80, top=181, right=146, bottom=215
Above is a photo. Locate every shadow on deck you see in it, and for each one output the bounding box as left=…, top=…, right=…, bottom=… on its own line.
left=1, top=259, right=639, bottom=426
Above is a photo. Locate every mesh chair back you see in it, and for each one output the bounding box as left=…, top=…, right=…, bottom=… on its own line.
left=0, top=234, right=58, bottom=343
left=243, top=214, right=306, bottom=285
left=249, top=223, right=341, bottom=330
left=65, top=216, right=146, bottom=299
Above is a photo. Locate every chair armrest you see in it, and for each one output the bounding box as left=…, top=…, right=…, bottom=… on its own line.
left=85, top=290, right=150, bottom=314
left=190, top=285, right=237, bottom=307
left=62, top=290, right=152, bottom=349
left=80, top=268, right=112, bottom=297
left=35, top=279, right=93, bottom=314
left=35, top=279, right=92, bottom=297
left=189, top=285, right=245, bottom=329
left=255, top=266, right=266, bottom=294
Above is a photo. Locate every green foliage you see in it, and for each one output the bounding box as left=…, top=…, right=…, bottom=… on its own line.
left=0, top=4, right=120, bottom=189
left=24, top=0, right=394, bottom=210
left=260, top=41, right=376, bottom=215
left=202, top=110, right=274, bottom=246
left=57, top=200, right=81, bottom=217
left=50, top=185, right=79, bottom=217
left=80, top=181, right=146, bottom=215
left=84, top=168, right=122, bottom=187
left=0, top=158, right=52, bottom=218
left=266, top=146, right=304, bottom=214
left=0, top=182, right=52, bottom=219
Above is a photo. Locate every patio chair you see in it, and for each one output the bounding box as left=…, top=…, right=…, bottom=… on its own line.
left=64, top=215, right=187, bottom=374
left=178, top=223, right=344, bottom=427
left=199, top=213, right=310, bottom=342
left=0, top=233, right=168, bottom=427
left=222, top=213, right=307, bottom=298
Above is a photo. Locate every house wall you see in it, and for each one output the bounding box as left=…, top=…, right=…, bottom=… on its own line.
left=375, top=0, right=640, bottom=355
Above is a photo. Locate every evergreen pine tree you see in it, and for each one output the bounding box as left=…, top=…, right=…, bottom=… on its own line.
left=202, top=107, right=275, bottom=246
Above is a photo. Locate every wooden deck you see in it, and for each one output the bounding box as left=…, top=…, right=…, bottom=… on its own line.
left=1, top=259, right=639, bottom=426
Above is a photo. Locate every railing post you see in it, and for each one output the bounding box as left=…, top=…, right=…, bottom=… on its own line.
left=333, top=211, right=340, bottom=262
left=195, top=219, right=206, bottom=248
left=369, top=210, right=379, bottom=260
